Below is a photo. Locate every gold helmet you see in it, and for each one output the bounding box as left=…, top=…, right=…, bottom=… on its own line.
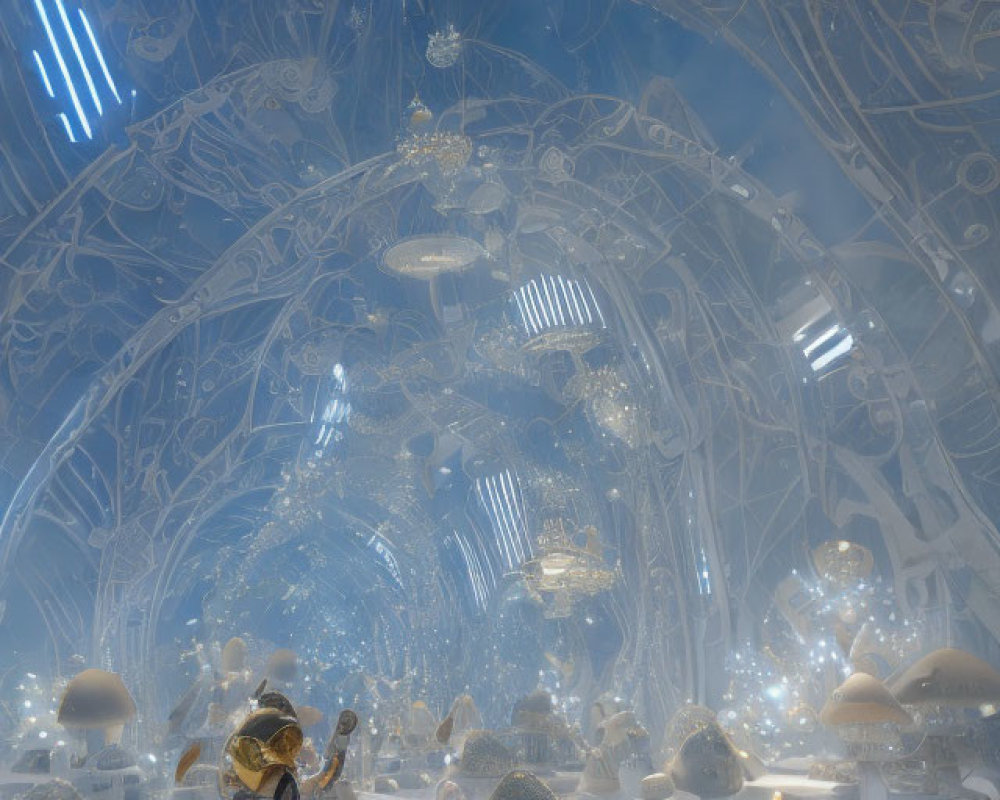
left=227, top=708, right=303, bottom=792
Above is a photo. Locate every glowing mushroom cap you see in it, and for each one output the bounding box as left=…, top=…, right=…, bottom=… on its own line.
left=512, top=690, right=554, bottom=727
left=57, top=669, right=136, bottom=730
left=437, top=780, right=466, bottom=800
left=221, top=637, right=249, bottom=673
left=459, top=731, right=516, bottom=778
left=820, top=673, right=912, bottom=726
left=891, top=647, right=1000, bottom=706
left=640, top=773, right=674, bottom=800
left=488, top=770, right=556, bottom=800
left=664, top=704, right=718, bottom=754
left=668, top=721, right=743, bottom=799
left=266, top=648, right=298, bottom=682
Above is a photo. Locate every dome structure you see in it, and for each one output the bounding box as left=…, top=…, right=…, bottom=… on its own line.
left=0, top=0, right=999, bottom=777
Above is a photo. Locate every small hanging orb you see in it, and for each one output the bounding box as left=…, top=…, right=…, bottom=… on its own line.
left=408, top=94, right=433, bottom=127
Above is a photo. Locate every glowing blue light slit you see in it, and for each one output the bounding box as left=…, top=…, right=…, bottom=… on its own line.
left=537, top=277, right=554, bottom=327
left=584, top=279, right=606, bottom=327
left=57, top=112, right=76, bottom=142
left=500, top=470, right=527, bottom=562
left=531, top=275, right=554, bottom=327
left=32, top=50, right=55, bottom=97
left=572, top=281, right=593, bottom=324
left=502, top=469, right=527, bottom=541
left=78, top=8, right=121, bottom=103
left=55, top=0, right=101, bottom=115
left=697, top=546, right=712, bottom=595
left=538, top=282, right=555, bottom=328
left=556, top=275, right=576, bottom=325
left=802, top=324, right=840, bottom=358
left=524, top=284, right=545, bottom=333
left=566, top=279, right=586, bottom=325
left=513, top=291, right=530, bottom=333
left=521, top=287, right=540, bottom=334
left=484, top=477, right=516, bottom=569
left=543, top=276, right=565, bottom=327
left=33, top=0, right=91, bottom=138
left=456, top=535, right=487, bottom=609
left=494, top=476, right=522, bottom=568
left=469, top=569, right=486, bottom=608
left=810, top=334, right=854, bottom=373
left=514, top=289, right=529, bottom=333
left=465, top=555, right=486, bottom=608
left=478, top=530, right=498, bottom=587
left=477, top=480, right=510, bottom=568
left=554, top=278, right=570, bottom=324
left=491, top=474, right=521, bottom=565
left=498, top=470, right=527, bottom=562
left=530, top=282, right=551, bottom=328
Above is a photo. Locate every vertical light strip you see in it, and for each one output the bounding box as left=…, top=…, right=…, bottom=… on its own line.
left=502, top=470, right=526, bottom=563
left=572, top=281, right=593, bottom=324
left=54, top=0, right=102, bottom=115
left=34, top=0, right=92, bottom=138
left=497, top=470, right=526, bottom=564
left=566, top=278, right=586, bottom=324
left=478, top=480, right=512, bottom=570
left=485, top=477, right=516, bottom=570
left=467, top=548, right=487, bottom=609
left=78, top=8, right=121, bottom=103
left=505, top=470, right=532, bottom=558
left=492, top=475, right=522, bottom=568
left=542, top=276, right=565, bottom=327
left=491, top=474, right=519, bottom=566
left=57, top=112, right=76, bottom=142
left=32, top=50, right=55, bottom=97
left=524, top=284, right=545, bottom=333
left=584, top=279, right=606, bottom=327
left=513, top=292, right=530, bottom=334
left=530, top=282, right=551, bottom=328
left=468, top=542, right=490, bottom=607
left=520, top=287, right=540, bottom=334
left=456, top=536, right=485, bottom=609
left=556, top=275, right=576, bottom=326
left=478, top=530, right=498, bottom=588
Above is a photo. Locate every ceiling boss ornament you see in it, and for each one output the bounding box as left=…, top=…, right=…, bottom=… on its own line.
left=522, top=519, right=618, bottom=618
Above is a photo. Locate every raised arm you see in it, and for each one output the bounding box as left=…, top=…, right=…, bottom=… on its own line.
left=301, top=709, right=359, bottom=798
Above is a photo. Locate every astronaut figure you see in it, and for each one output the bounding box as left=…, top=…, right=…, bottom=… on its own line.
left=225, top=690, right=357, bottom=800
left=176, top=685, right=357, bottom=800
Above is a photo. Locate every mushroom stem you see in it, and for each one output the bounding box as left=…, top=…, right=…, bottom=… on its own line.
left=51, top=746, right=70, bottom=778
left=104, top=723, right=124, bottom=746
left=85, top=729, right=104, bottom=757
left=858, top=762, right=887, bottom=800
left=109, top=774, right=124, bottom=800
left=923, top=734, right=963, bottom=793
